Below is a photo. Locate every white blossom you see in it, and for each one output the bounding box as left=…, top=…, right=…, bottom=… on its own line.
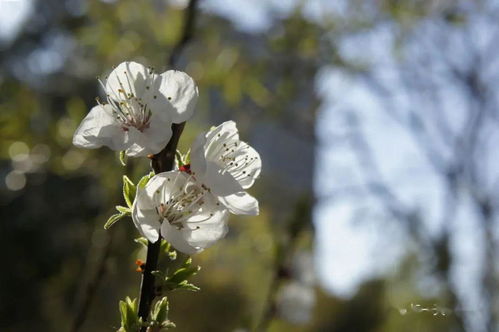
left=73, top=61, right=198, bottom=157
left=132, top=171, right=228, bottom=254
left=190, top=121, right=261, bottom=215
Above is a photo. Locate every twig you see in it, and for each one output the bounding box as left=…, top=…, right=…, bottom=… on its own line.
left=137, top=123, right=185, bottom=327
left=168, top=0, right=199, bottom=68
left=137, top=0, right=199, bottom=325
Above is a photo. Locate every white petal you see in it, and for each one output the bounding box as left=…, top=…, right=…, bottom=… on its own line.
left=73, top=104, right=127, bottom=151
left=132, top=188, right=161, bottom=242
left=231, top=141, right=262, bottom=189
left=161, top=222, right=203, bottom=255
left=105, top=61, right=156, bottom=102
left=190, top=133, right=207, bottom=176
left=205, top=120, right=239, bottom=144
left=144, top=171, right=188, bottom=206
left=158, top=70, right=198, bottom=123
left=202, top=160, right=243, bottom=196
left=183, top=200, right=229, bottom=248
left=160, top=203, right=229, bottom=254
left=125, top=114, right=172, bottom=157
left=219, top=191, right=259, bottom=216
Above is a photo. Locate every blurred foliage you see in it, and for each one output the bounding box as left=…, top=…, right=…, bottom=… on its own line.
left=0, top=0, right=477, bottom=331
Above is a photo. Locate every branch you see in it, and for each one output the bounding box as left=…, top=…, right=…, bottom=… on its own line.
left=137, top=123, right=185, bottom=327
left=168, top=0, right=199, bottom=68
left=137, top=0, right=199, bottom=327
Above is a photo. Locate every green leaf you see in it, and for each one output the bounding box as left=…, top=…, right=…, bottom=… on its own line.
left=134, top=237, right=149, bottom=248
left=123, top=175, right=136, bottom=208
left=104, top=213, right=125, bottom=230
left=137, top=171, right=154, bottom=189
left=160, top=239, right=171, bottom=254
left=168, top=249, right=177, bottom=261
left=118, top=297, right=141, bottom=331
left=119, top=150, right=127, bottom=166
left=160, top=320, right=176, bottom=330
left=116, top=205, right=131, bottom=214
left=176, top=280, right=201, bottom=292
left=181, top=257, right=193, bottom=268
left=151, top=296, right=169, bottom=323
left=167, top=265, right=200, bottom=285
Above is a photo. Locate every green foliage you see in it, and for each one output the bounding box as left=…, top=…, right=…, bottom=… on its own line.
left=137, top=171, right=155, bottom=189
left=135, top=236, right=149, bottom=248
left=119, top=151, right=127, bottom=166
left=118, top=297, right=143, bottom=332
left=122, top=175, right=136, bottom=208
left=104, top=212, right=126, bottom=230
left=161, top=257, right=201, bottom=292
left=103, top=175, right=137, bottom=229
left=148, top=297, right=176, bottom=331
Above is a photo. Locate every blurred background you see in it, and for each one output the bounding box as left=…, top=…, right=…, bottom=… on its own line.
left=1, top=0, right=498, bottom=331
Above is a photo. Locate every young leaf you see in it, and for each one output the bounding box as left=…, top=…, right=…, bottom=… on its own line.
left=116, top=205, right=131, bottom=214
left=104, top=213, right=124, bottom=230
left=151, top=296, right=169, bottom=323
left=137, top=171, right=154, bottom=188
left=134, top=237, right=148, bottom=248
left=119, top=150, right=127, bottom=166
left=167, top=265, right=200, bottom=285
left=118, top=297, right=141, bottom=331
left=176, top=280, right=200, bottom=292
left=123, top=175, right=136, bottom=208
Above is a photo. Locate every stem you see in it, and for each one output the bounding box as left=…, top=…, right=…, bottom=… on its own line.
left=168, top=0, right=199, bottom=67
left=138, top=123, right=185, bottom=328
left=138, top=0, right=198, bottom=326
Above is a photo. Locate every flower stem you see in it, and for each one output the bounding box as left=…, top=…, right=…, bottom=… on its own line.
left=137, top=0, right=198, bottom=326
left=138, top=123, right=185, bottom=329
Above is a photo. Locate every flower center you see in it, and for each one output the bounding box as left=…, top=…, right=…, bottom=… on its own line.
left=154, top=176, right=211, bottom=230
left=98, top=70, right=155, bottom=132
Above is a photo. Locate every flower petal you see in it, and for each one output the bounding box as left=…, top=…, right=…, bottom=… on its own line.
left=125, top=114, right=172, bottom=157
left=205, top=120, right=239, bottom=144
left=132, top=188, right=161, bottom=243
left=202, top=160, right=243, bottom=196
left=160, top=197, right=229, bottom=255
left=190, top=133, right=207, bottom=176
left=72, top=104, right=127, bottom=151
left=158, top=70, right=198, bottom=123
left=219, top=191, right=259, bottom=216
left=183, top=197, right=229, bottom=248
left=105, top=61, right=156, bottom=102
left=144, top=171, right=188, bottom=206
left=230, top=141, right=262, bottom=189
left=161, top=222, right=202, bottom=255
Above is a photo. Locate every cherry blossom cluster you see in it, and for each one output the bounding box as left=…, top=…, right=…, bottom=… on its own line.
left=73, top=61, right=261, bottom=254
